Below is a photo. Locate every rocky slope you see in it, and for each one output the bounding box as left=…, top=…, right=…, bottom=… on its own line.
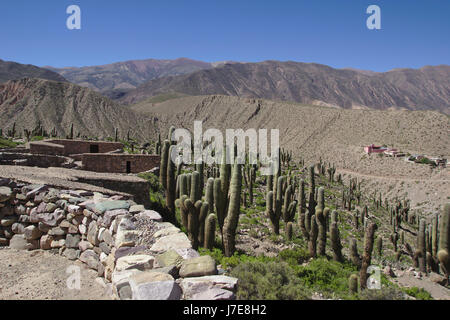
left=121, top=61, right=450, bottom=114
left=0, top=59, right=67, bottom=84
left=131, top=94, right=450, bottom=212
left=0, top=78, right=153, bottom=140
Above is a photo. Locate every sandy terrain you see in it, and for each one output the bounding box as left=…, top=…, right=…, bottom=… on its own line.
left=0, top=248, right=112, bottom=300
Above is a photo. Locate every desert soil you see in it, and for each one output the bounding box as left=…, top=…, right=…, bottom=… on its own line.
left=0, top=248, right=111, bottom=300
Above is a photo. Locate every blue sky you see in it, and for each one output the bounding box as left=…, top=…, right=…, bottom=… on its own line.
left=0, top=0, right=449, bottom=71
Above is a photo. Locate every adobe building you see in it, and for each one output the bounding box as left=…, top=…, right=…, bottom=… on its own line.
left=28, top=139, right=160, bottom=174
left=30, top=139, right=123, bottom=156
left=81, top=154, right=160, bottom=174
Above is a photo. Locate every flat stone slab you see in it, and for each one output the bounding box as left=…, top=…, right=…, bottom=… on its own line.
left=150, top=232, right=192, bottom=254
left=138, top=210, right=163, bottom=222
left=115, top=255, right=155, bottom=272
left=86, top=200, right=130, bottom=215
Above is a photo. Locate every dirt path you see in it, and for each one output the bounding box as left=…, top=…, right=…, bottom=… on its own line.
left=338, top=168, right=449, bottom=183
left=0, top=248, right=112, bottom=300
left=392, top=273, right=450, bottom=300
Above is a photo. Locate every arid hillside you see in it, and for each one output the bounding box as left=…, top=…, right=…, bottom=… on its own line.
left=121, top=61, right=450, bottom=114
left=132, top=94, right=450, bottom=212
left=0, top=59, right=67, bottom=84
left=0, top=78, right=153, bottom=140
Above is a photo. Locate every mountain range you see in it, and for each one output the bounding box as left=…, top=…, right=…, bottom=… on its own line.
left=118, top=61, right=450, bottom=114
left=44, top=58, right=218, bottom=96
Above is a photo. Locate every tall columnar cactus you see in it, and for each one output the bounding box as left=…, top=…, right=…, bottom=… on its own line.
left=175, top=195, right=189, bottom=231
left=330, top=222, right=343, bottom=262
left=316, top=208, right=326, bottom=256
left=184, top=198, right=199, bottom=250
left=417, top=219, right=427, bottom=273
left=432, top=213, right=439, bottom=258
left=360, top=222, right=377, bottom=289
left=353, top=211, right=359, bottom=230
left=159, top=140, right=170, bottom=189
left=166, top=145, right=177, bottom=222
left=223, top=161, right=243, bottom=257
left=298, top=179, right=309, bottom=240
left=114, top=128, right=118, bottom=142
left=286, top=222, right=293, bottom=241
left=214, top=178, right=226, bottom=233
left=331, top=210, right=338, bottom=224
left=220, top=145, right=231, bottom=205
left=190, top=171, right=201, bottom=203
left=205, top=178, right=214, bottom=213
left=266, top=191, right=276, bottom=232
left=390, top=232, right=399, bottom=252
left=267, top=171, right=273, bottom=196
left=437, top=203, right=449, bottom=284
left=204, top=213, right=217, bottom=250
left=308, top=165, right=316, bottom=221
left=350, top=238, right=361, bottom=268
left=195, top=162, right=204, bottom=197
left=198, top=202, right=210, bottom=246
left=272, top=176, right=286, bottom=235
left=349, top=274, right=358, bottom=294
left=323, top=207, right=330, bottom=233
left=282, top=184, right=293, bottom=223
left=360, top=208, right=365, bottom=228
left=317, top=187, right=325, bottom=212
left=308, top=214, right=318, bottom=258
left=69, top=123, right=74, bottom=140
left=376, top=236, right=383, bottom=257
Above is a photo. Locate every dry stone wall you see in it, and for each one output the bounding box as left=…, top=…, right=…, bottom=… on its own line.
left=0, top=178, right=238, bottom=300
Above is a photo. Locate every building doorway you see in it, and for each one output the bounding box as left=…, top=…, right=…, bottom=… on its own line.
left=90, top=144, right=99, bottom=153
left=126, top=161, right=131, bottom=174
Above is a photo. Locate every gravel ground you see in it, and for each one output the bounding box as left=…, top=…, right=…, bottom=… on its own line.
left=0, top=248, right=112, bottom=300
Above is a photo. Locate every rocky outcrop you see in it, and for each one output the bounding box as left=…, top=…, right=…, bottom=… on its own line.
left=0, top=177, right=238, bottom=300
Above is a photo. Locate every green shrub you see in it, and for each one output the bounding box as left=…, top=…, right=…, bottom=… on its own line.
left=0, top=137, right=19, bottom=148
left=231, top=261, right=312, bottom=300
left=403, top=287, right=433, bottom=300
left=279, top=248, right=310, bottom=266
left=296, top=258, right=358, bottom=299
left=199, top=248, right=275, bottom=269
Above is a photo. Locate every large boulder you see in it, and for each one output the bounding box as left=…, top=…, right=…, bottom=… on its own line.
left=79, top=250, right=100, bottom=270
left=150, top=232, right=192, bottom=254
left=112, top=269, right=143, bottom=300
left=24, top=225, right=42, bottom=240
left=9, top=234, right=29, bottom=250
left=156, top=250, right=183, bottom=268
left=179, top=275, right=238, bottom=300
left=179, top=256, right=217, bottom=278
left=129, top=272, right=181, bottom=300
left=0, top=186, right=13, bottom=202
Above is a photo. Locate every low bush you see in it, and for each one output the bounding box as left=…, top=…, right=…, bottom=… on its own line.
left=231, top=261, right=312, bottom=300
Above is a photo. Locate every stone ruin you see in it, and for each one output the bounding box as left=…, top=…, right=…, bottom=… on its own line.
left=0, top=139, right=160, bottom=174
left=0, top=178, right=238, bottom=300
